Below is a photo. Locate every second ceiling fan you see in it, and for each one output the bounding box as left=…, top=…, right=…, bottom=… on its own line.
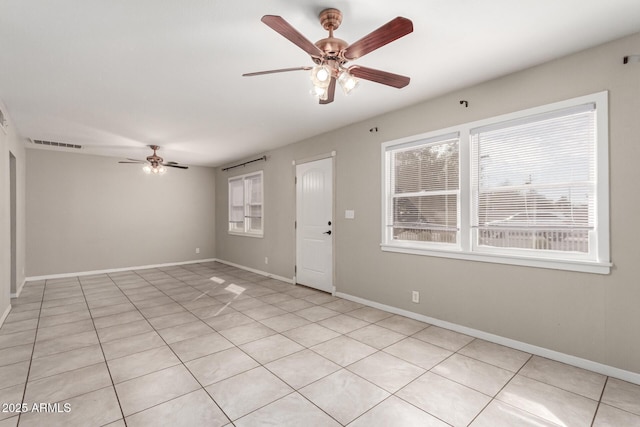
left=243, top=8, right=413, bottom=104
left=119, top=145, right=188, bottom=174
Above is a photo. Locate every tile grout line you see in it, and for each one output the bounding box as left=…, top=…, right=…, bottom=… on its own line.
left=590, top=376, right=609, bottom=427
left=107, top=265, right=234, bottom=423
left=277, top=315, right=450, bottom=424
left=77, top=274, right=129, bottom=427
left=161, top=265, right=331, bottom=424
left=11, top=263, right=630, bottom=426
left=338, top=328, right=541, bottom=425
left=14, top=279, right=46, bottom=427
left=235, top=302, right=424, bottom=424
left=131, top=265, right=346, bottom=424
left=174, top=275, right=440, bottom=424
left=5, top=278, right=512, bottom=427
left=384, top=336, right=470, bottom=425
left=296, top=317, right=465, bottom=423
left=6, top=274, right=502, bottom=425
left=466, top=351, right=534, bottom=426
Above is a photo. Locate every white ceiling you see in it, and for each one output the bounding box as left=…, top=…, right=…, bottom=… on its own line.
left=1, top=0, right=639, bottom=167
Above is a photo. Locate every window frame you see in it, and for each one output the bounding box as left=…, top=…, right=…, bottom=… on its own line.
left=384, top=132, right=462, bottom=250
left=381, top=91, right=610, bottom=274
left=228, top=170, right=264, bottom=238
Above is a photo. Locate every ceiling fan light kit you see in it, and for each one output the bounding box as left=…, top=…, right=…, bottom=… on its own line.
left=337, top=69, right=359, bottom=95
left=311, top=65, right=331, bottom=85
left=310, top=65, right=333, bottom=100
left=243, top=8, right=413, bottom=104
left=118, top=145, right=188, bottom=174
left=143, top=164, right=166, bottom=175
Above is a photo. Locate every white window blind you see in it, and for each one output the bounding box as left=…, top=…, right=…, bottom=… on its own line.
left=246, top=173, right=263, bottom=234
left=385, top=134, right=460, bottom=245
left=229, top=178, right=244, bottom=233
left=381, top=91, right=609, bottom=274
left=471, top=104, right=595, bottom=254
left=228, top=171, right=263, bottom=236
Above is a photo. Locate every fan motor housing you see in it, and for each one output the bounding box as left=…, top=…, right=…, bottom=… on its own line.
left=315, top=37, right=348, bottom=57
left=316, top=8, right=347, bottom=58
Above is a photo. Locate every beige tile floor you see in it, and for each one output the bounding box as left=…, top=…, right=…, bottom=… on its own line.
left=1, top=261, right=639, bottom=426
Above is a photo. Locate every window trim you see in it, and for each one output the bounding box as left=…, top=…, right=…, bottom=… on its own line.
left=381, top=91, right=611, bottom=274
left=228, top=170, right=264, bottom=238
left=386, top=133, right=462, bottom=249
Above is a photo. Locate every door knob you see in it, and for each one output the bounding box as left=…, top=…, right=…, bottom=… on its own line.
left=323, top=230, right=332, bottom=235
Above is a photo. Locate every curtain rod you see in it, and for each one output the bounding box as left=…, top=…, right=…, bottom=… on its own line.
left=222, top=155, right=267, bottom=172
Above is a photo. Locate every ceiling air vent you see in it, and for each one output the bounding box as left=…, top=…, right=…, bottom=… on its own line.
left=30, top=139, right=82, bottom=149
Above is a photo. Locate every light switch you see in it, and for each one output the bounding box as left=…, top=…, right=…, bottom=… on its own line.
left=345, top=210, right=355, bottom=219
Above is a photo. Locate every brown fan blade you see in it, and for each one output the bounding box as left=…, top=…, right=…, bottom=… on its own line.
left=348, top=65, right=410, bottom=88
left=164, top=163, right=188, bottom=169
left=261, top=15, right=324, bottom=58
left=119, top=160, right=145, bottom=164
left=343, top=17, right=413, bottom=61
left=319, top=77, right=336, bottom=105
left=243, top=66, right=312, bottom=77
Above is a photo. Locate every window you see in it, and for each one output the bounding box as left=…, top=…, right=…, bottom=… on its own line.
left=228, top=171, right=263, bottom=237
left=386, top=133, right=460, bottom=246
left=382, top=92, right=610, bottom=274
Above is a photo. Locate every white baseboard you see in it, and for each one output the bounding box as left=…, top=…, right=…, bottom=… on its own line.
left=0, top=304, right=11, bottom=329
left=25, top=258, right=218, bottom=282
left=24, top=258, right=295, bottom=286
left=10, top=279, right=26, bottom=298
left=214, top=258, right=294, bottom=284
left=336, top=291, right=640, bottom=386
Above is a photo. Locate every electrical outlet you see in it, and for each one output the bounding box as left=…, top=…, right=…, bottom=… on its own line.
left=265, top=257, right=269, bottom=264
left=412, top=291, right=420, bottom=303
left=195, top=248, right=200, bottom=254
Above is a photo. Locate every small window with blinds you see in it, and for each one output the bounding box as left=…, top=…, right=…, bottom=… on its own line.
left=384, top=133, right=460, bottom=247
left=381, top=91, right=609, bottom=274
left=228, top=171, right=263, bottom=237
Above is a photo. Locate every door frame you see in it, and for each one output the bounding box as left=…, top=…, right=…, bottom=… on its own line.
left=293, top=151, right=336, bottom=294
left=9, top=151, right=16, bottom=297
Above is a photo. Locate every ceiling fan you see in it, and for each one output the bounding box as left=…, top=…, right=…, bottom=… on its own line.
left=243, top=8, right=413, bottom=104
left=118, top=145, right=188, bottom=174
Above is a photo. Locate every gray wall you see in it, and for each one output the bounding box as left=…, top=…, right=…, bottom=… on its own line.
left=26, top=149, right=216, bottom=276
left=0, top=102, right=26, bottom=320
left=216, top=32, right=640, bottom=375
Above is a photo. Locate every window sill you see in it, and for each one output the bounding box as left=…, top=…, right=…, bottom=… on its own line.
left=228, top=231, right=263, bottom=239
left=380, top=244, right=611, bottom=275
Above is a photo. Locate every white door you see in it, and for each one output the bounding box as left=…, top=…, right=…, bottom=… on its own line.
left=296, top=157, right=333, bottom=293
